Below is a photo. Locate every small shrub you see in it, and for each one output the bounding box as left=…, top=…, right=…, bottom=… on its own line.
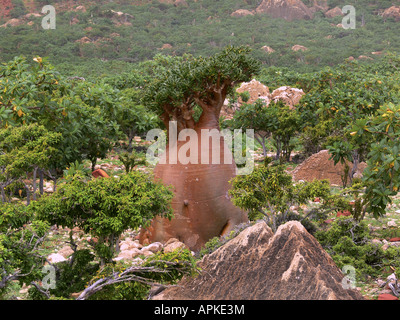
left=316, top=216, right=400, bottom=281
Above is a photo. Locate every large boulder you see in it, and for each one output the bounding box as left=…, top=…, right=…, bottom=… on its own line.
left=236, top=79, right=271, bottom=105
left=291, top=44, right=308, bottom=52
left=261, top=45, right=275, bottom=54
left=324, top=7, right=343, bottom=18
left=221, top=81, right=304, bottom=119
left=0, top=18, right=24, bottom=28
left=220, top=79, right=271, bottom=120
left=231, top=9, right=254, bottom=17
left=271, top=86, right=305, bottom=109
left=309, top=0, right=329, bottom=14
left=153, top=221, right=365, bottom=300
left=256, top=0, right=313, bottom=21
left=382, top=6, right=400, bottom=21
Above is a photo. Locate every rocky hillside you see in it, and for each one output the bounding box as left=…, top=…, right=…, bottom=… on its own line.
left=2, top=0, right=399, bottom=21
left=2, top=0, right=400, bottom=75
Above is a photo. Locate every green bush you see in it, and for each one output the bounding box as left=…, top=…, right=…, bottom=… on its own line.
left=229, top=159, right=331, bottom=231
left=28, top=249, right=99, bottom=300
left=316, top=217, right=400, bottom=281
left=197, top=222, right=253, bottom=258
left=87, top=248, right=198, bottom=300
left=33, top=171, right=174, bottom=265
left=0, top=202, right=50, bottom=299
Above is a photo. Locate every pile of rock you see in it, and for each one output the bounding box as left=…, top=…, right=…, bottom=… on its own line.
left=45, top=237, right=190, bottom=266
left=324, top=7, right=343, bottom=18
left=221, top=79, right=305, bottom=120
left=0, top=12, right=42, bottom=28
left=114, top=237, right=190, bottom=262
left=261, top=45, right=275, bottom=54
left=236, top=79, right=271, bottom=105
left=291, top=44, right=308, bottom=52
left=271, top=86, right=305, bottom=109
left=231, top=9, right=254, bottom=17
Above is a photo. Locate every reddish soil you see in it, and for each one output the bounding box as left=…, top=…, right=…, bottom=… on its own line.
left=0, top=0, right=13, bottom=19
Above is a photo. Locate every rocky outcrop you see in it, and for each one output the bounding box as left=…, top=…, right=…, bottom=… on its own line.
left=358, top=55, right=373, bottom=61
left=221, top=80, right=305, bottom=119
left=106, top=9, right=134, bottom=26
left=256, top=0, right=313, bottom=21
left=271, top=86, right=305, bottom=109
left=261, top=45, right=275, bottom=54
left=153, top=221, right=365, bottom=300
left=0, top=18, right=24, bottom=27
left=47, top=253, right=67, bottom=264
left=158, top=0, right=188, bottom=6
left=231, top=9, right=254, bottom=17
left=74, top=5, right=86, bottom=12
left=324, top=7, right=343, bottom=18
left=291, top=44, right=308, bottom=52
left=236, top=79, right=271, bottom=105
left=381, top=6, right=400, bottom=21
left=160, top=43, right=173, bottom=50
left=0, top=12, right=42, bottom=28
left=309, top=0, right=329, bottom=14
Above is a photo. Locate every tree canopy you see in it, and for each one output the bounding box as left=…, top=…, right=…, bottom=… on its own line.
left=143, top=46, right=260, bottom=132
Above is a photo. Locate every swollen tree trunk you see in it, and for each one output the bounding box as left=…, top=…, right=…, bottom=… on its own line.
left=139, top=109, right=248, bottom=251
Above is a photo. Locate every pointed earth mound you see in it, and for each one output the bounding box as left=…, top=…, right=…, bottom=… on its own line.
left=153, top=221, right=364, bottom=300
left=291, top=149, right=367, bottom=186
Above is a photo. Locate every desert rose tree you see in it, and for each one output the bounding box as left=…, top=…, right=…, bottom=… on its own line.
left=139, top=46, right=260, bottom=251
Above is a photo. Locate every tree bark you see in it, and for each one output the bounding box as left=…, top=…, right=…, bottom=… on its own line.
left=350, top=149, right=360, bottom=185
left=275, top=136, right=281, bottom=161
left=255, top=134, right=267, bottom=157
left=32, top=167, right=38, bottom=201
left=38, top=168, right=44, bottom=195
left=0, top=185, right=6, bottom=203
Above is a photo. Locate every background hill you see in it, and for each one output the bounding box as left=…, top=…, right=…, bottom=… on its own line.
left=1, top=0, right=400, bottom=77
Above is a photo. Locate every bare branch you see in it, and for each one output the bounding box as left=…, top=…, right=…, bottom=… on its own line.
left=30, top=281, right=51, bottom=299
left=76, top=260, right=194, bottom=300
